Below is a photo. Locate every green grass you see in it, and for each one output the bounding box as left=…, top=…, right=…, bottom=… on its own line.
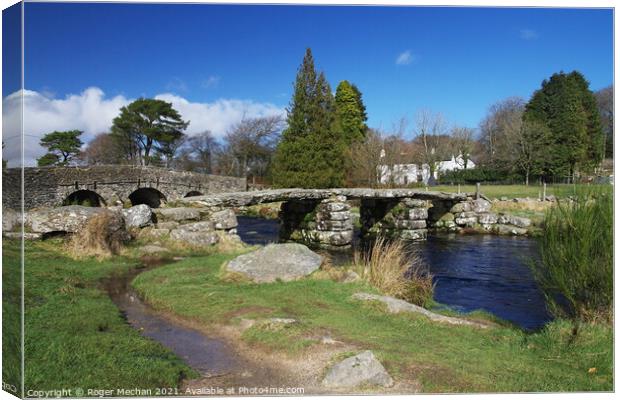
left=431, top=184, right=608, bottom=199
left=134, top=252, right=613, bottom=393
left=3, top=240, right=22, bottom=396
left=7, top=239, right=198, bottom=394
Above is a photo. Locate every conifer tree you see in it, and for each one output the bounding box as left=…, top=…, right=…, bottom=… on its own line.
left=335, top=80, right=368, bottom=144
left=271, top=49, right=346, bottom=188
left=523, top=71, right=604, bottom=180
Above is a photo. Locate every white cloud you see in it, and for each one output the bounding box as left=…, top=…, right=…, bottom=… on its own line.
left=520, top=29, right=538, bottom=40
left=395, top=50, right=414, bottom=66
left=2, top=87, right=285, bottom=167
left=201, top=75, right=221, bottom=89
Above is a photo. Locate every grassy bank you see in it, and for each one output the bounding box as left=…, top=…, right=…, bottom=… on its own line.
left=134, top=251, right=612, bottom=393
left=432, top=183, right=607, bottom=199
left=7, top=239, right=198, bottom=393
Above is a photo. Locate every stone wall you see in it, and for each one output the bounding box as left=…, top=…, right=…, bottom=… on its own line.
left=360, top=198, right=429, bottom=241
left=431, top=198, right=531, bottom=235
left=2, top=165, right=246, bottom=210
left=279, top=196, right=354, bottom=250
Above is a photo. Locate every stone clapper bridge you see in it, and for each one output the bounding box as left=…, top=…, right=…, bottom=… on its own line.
left=3, top=166, right=531, bottom=248
left=177, top=188, right=530, bottom=250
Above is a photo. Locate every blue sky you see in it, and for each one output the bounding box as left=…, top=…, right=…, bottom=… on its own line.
left=2, top=3, right=614, bottom=165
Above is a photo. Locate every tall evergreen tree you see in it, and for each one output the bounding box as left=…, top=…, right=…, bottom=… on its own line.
left=523, top=71, right=604, bottom=180
left=334, top=80, right=368, bottom=144
left=271, top=49, right=346, bottom=188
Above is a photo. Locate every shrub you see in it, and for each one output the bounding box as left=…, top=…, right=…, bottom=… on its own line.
left=439, top=167, right=522, bottom=184
left=530, top=188, right=613, bottom=324
left=352, top=237, right=434, bottom=306
left=67, top=210, right=130, bottom=259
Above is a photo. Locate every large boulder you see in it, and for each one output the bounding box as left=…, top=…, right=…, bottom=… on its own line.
left=122, top=204, right=153, bottom=228
left=225, top=243, right=322, bottom=283
left=210, top=209, right=238, bottom=230
left=322, top=351, right=394, bottom=388
left=27, top=206, right=106, bottom=234
left=170, top=221, right=219, bottom=247
left=3, top=209, right=21, bottom=232
left=154, top=207, right=201, bottom=223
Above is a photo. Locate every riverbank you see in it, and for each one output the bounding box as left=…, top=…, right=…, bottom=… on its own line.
left=11, top=238, right=612, bottom=394
left=134, top=248, right=613, bottom=393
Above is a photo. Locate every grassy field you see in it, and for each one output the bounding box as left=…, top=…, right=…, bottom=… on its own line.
left=5, top=239, right=198, bottom=393
left=431, top=183, right=608, bottom=199
left=134, top=252, right=613, bottom=393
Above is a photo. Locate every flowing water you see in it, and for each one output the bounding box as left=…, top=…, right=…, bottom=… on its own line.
left=237, top=216, right=551, bottom=330
left=104, top=265, right=241, bottom=376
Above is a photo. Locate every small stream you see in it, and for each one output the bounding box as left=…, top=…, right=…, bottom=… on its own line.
left=104, top=264, right=241, bottom=376
left=237, top=216, right=551, bottom=330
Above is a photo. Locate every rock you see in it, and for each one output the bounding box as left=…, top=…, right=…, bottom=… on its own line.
left=210, top=209, right=238, bottom=230
left=497, top=214, right=531, bottom=228
left=398, top=229, right=427, bottom=240
left=471, top=199, right=492, bottom=213
left=320, top=201, right=350, bottom=212
left=328, top=211, right=351, bottom=221
left=342, top=270, right=361, bottom=283
left=154, top=207, right=201, bottom=223
left=500, top=196, right=509, bottom=201
left=139, top=245, right=169, bottom=254
left=122, top=204, right=153, bottom=228
left=140, top=228, right=170, bottom=238
left=225, top=243, right=322, bottom=283
left=2, top=209, right=21, bottom=232
left=322, top=351, right=393, bottom=388
left=545, top=195, right=557, bottom=202
left=439, top=212, right=455, bottom=222
left=156, top=221, right=179, bottom=230
left=494, top=224, right=528, bottom=236
left=351, top=292, right=490, bottom=328
left=454, top=217, right=477, bottom=227
left=3, top=232, right=42, bottom=240
left=394, top=220, right=427, bottom=230
left=170, top=221, right=219, bottom=247
left=402, top=198, right=427, bottom=208
left=450, top=202, right=471, bottom=213
left=408, top=208, right=428, bottom=220
left=317, top=219, right=354, bottom=231
left=477, top=213, right=498, bottom=225
left=27, top=206, right=107, bottom=233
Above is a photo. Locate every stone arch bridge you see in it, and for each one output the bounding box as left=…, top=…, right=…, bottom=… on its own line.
left=2, top=165, right=246, bottom=210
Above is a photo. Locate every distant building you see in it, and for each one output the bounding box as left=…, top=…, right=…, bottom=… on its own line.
left=378, top=154, right=475, bottom=185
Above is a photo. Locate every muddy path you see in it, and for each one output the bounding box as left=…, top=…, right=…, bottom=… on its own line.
left=101, top=258, right=364, bottom=395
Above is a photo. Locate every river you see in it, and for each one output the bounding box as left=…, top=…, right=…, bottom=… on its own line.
left=237, top=216, right=551, bottom=330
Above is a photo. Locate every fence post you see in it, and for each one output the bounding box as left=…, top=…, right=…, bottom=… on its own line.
left=458, top=184, right=461, bottom=194
left=476, top=182, right=480, bottom=200
left=543, top=182, right=547, bottom=200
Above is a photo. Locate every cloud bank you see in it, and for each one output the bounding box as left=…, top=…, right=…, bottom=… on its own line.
left=2, top=87, right=285, bottom=167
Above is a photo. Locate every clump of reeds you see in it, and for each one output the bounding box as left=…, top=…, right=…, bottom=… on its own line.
left=530, top=187, right=613, bottom=324
left=352, top=237, right=434, bottom=307
left=67, top=210, right=130, bottom=259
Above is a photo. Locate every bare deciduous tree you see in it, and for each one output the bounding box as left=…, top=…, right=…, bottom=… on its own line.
left=413, top=109, right=450, bottom=175
left=479, top=97, right=525, bottom=167
left=79, top=133, right=124, bottom=165
left=220, top=115, right=285, bottom=181
left=450, top=126, right=476, bottom=168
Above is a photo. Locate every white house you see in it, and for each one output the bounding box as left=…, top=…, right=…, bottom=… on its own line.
left=378, top=153, right=475, bottom=186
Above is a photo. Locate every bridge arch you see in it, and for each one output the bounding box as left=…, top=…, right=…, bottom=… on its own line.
left=62, top=190, right=106, bottom=207
left=128, top=188, right=167, bottom=208
left=184, top=190, right=203, bottom=197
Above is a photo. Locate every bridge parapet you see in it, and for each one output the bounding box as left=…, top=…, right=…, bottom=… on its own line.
left=2, top=165, right=246, bottom=210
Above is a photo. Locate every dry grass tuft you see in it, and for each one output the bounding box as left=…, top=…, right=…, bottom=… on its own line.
left=67, top=210, right=130, bottom=260
left=352, top=237, right=434, bottom=306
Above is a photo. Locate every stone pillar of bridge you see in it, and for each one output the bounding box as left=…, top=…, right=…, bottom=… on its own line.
left=279, top=195, right=354, bottom=250
left=360, top=197, right=429, bottom=241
